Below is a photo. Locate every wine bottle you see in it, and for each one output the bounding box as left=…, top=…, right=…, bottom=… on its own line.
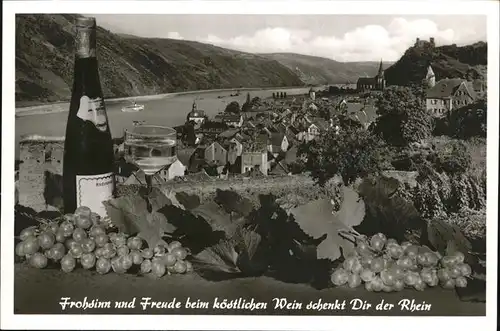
left=63, top=17, right=115, bottom=217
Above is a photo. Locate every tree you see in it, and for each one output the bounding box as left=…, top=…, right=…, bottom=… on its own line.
left=434, top=140, right=472, bottom=175
left=298, top=122, right=386, bottom=186
left=224, top=101, right=241, bottom=114
left=449, top=97, right=487, bottom=139
left=374, top=85, right=433, bottom=146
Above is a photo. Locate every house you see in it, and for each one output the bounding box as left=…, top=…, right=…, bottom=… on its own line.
left=426, top=78, right=477, bottom=117
left=356, top=60, right=386, bottom=91
left=243, top=120, right=256, bottom=129
left=176, top=147, right=195, bottom=171
left=197, top=121, right=228, bottom=135
left=288, top=125, right=303, bottom=141
left=186, top=101, right=206, bottom=125
left=241, top=151, right=268, bottom=175
left=268, top=133, right=289, bottom=156
left=218, top=128, right=240, bottom=140
left=194, top=133, right=204, bottom=145
left=115, top=157, right=139, bottom=184
left=423, top=65, right=436, bottom=89
left=226, top=138, right=243, bottom=165
left=472, top=79, right=486, bottom=98
left=268, top=161, right=290, bottom=176
left=304, top=118, right=328, bottom=141
left=205, top=141, right=228, bottom=166
left=348, top=105, right=377, bottom=129
left=216, top=113, right=244, bottom=128
left=157, top=159, right=186, bottom=181
left=308, top=103, right=318, bottom=112
left=309, top=88, right=316, bottom=101
left=188, top=146, right=208, bottom=173
left=305, top=123, right=320, bottom=142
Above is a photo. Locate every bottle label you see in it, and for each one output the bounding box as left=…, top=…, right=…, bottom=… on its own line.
left=76, top=172, right=114, bottom=217
left=77, top=96, right=108, bottom=132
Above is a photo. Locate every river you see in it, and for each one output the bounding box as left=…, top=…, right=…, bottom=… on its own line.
left=15, top=87, right=315, bottom=159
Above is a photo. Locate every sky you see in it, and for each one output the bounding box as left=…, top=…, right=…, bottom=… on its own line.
left=92, top=14, right=487, bottom=62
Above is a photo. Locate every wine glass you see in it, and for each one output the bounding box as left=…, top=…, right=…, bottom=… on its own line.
left=124, top=125, right=177, bottom=210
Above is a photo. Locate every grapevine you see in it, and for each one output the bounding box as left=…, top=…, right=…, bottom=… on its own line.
left=15, top=206, right=193, bottom=278
left=331, top=232, right=472, bottom=292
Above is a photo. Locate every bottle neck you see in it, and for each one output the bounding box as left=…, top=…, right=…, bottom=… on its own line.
left=75, top=26, right=97, bottom=59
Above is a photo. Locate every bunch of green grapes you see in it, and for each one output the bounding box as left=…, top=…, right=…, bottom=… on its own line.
left=139, top=241, right=193, bottom=278
left=330, top=233, right=472, bottom=292
left=15, top=206, right=193, bottom=278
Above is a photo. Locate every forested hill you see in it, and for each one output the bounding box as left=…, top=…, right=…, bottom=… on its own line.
left=384, top=41, right=487, bottom=86
left=15, top=14, right=304, bottom=105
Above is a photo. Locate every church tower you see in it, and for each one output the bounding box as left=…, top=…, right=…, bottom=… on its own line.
left=376, top=59, right=386, bottom=90
left=425, top=65, right=436, bottom=88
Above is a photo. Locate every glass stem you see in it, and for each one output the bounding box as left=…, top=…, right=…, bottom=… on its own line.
left=145, top=174, right=153, bottom=194
left=145, top=174, right=153, bottom=212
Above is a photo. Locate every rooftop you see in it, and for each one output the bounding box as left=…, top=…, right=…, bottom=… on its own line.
left=426, top=79, right=476, bottom=99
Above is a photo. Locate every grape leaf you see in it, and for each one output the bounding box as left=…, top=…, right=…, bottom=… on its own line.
left=103, top=194, right=176, bottom=248
left=191, top=239, right=241, bottom=280
left=355, top=175, right=423, bottom=240
left=157, top=187, right=185, bottom=210
left=136, top=212, right=172, bottom=249
left=427, top=219, right=472, bottom=254
left=427, top=219, right=478, bottom=269
left=157, top=204, right=225, bottom=254
left=148, top=187, right=174, bottom=211
left=214, top=189, right=254, bottom=217
left=290, top=186, right=365, bottom=261
left=191, top=226, right=266, bottom=280
left=175, top=192, right=201, bottom=210
left=191, top=201, right=247, bottom=238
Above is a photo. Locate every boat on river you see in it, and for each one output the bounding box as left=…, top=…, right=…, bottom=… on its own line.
left=121, top=101, right=145, bottom=112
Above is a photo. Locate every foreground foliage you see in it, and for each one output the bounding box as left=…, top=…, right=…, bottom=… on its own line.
left=15, top=180, right=484, bottom=301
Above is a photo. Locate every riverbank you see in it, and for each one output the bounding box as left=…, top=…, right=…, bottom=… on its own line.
left=15, top=85, right=318, bottom=117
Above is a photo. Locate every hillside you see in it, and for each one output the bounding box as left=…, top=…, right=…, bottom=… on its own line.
left=384, top=41, right=487, bottom=86
left=15, top=14, right=304, bottom=105
left=262, top=53, right=393, bottom=85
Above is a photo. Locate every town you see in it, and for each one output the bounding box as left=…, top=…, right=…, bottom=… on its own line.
left=112, top=40, right=485, bottom=186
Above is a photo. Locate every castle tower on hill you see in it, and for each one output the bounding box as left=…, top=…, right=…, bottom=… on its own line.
left=415, top=37, right=436, bottom=49
left=425, top=65, right=436, bottom=88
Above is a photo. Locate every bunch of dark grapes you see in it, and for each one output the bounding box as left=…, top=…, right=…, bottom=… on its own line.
left=330, top=233, right=472, bottom=292
left=15, top=206, right=193, bottom=278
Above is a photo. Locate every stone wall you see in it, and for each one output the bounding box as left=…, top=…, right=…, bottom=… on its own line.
left=19, top=136, right=64, bottom=212
left=17, top=136, right=123, bottom=212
